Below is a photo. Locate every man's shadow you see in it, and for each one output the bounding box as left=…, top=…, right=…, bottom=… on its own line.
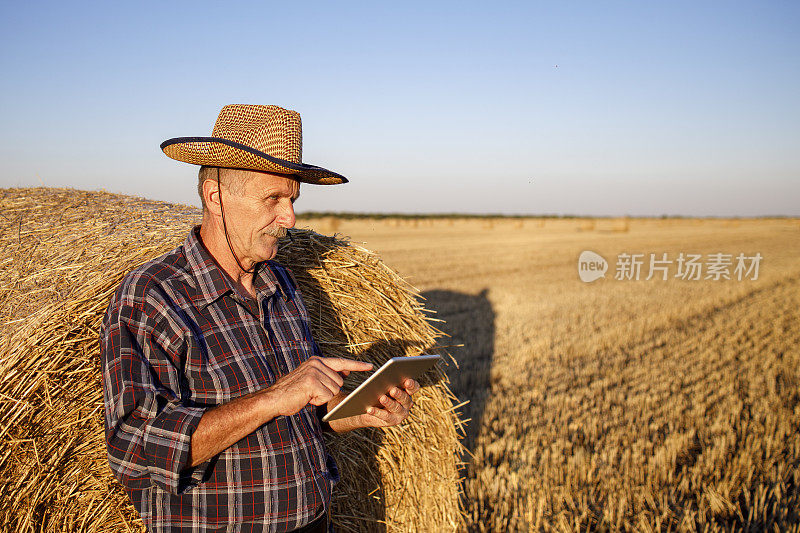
left=419, top=289, right=496, bottom=531
left=419, top=289, right=495, bottom=453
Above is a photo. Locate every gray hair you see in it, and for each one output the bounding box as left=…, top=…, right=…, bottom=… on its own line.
left=197, top=166, right=250, bottom=210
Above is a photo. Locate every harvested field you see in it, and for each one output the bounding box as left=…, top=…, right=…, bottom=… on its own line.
left=1, top=186, right=798, bottom=532
left=296, top=215, right=800, bottom=531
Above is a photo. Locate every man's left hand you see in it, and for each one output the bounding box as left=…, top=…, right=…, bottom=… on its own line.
left=327, top=379, right=421, bottom=432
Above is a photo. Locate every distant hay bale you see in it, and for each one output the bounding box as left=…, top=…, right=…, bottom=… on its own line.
left=615, top=216, right=630, bottom=232
left=0, top=187, right=465, bottom=532
left=593, top=217, right=630, bottom=233
left=319, top=215, right=341, bottom=234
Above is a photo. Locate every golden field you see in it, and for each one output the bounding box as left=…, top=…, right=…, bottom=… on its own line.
left=1, top=187, right=797, bottom=532
left=296, top=215, right=800, bottom=531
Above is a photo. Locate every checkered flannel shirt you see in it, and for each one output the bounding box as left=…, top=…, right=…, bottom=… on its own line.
left=101, top=227, right=338, bottom=532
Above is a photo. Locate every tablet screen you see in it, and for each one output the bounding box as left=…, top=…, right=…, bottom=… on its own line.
left=321, top=354, right=441, bottom=422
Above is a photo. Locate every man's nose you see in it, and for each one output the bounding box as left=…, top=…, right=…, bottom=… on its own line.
left=277, top=201, right=296, bottom=229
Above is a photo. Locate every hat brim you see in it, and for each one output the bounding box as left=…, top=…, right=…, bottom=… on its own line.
left=160, top=136, right=348, bottom=185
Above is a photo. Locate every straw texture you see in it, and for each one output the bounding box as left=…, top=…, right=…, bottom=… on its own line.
left=0, top=187, right=465, bottom=532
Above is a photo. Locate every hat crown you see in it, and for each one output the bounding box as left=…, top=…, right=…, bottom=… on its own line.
left=211, top=104, right=303, bottom=164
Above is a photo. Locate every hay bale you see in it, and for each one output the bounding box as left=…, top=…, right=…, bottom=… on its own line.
left=0, top=187, right=466, bottom=532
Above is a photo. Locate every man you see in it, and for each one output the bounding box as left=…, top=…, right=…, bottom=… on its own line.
left=101, top=104, right=420, bottom=532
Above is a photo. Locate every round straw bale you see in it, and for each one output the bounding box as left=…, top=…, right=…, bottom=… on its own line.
left=0, top=188, right=466, bottom=532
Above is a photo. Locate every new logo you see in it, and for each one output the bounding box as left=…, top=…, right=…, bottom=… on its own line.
left=578, top=251, right=608, bottom=282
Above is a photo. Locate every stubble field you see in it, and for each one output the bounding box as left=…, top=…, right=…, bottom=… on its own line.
left=297, top=215, right=800, bottom=532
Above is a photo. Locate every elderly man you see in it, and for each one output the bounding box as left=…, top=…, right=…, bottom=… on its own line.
left=101, top=105, right=420, bottom=532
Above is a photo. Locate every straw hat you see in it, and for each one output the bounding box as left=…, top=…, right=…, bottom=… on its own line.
left=160, top=104, right=348, bottom=185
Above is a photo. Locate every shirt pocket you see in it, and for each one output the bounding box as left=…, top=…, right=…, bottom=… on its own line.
left=186, top=349, right=274, bottom=405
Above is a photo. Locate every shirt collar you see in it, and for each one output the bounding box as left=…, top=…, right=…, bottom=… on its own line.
left=183, top=226, right=286, bottom=307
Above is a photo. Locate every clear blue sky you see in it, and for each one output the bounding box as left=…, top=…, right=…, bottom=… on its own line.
left=1, top=1, right=798, bottom=216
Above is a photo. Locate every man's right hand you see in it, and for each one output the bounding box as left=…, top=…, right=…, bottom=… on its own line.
left=265, top=356, right=373, bottom=417
left=191, top=356, right=372, bottom=467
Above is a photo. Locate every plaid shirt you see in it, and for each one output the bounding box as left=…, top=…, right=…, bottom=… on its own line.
left=101, top=227, right=337, bottom=532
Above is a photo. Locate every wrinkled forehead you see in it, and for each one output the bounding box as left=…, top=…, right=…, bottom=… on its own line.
left=226, top=168, right=300, bottom=197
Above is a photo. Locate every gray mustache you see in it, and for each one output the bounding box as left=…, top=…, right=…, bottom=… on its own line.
left=264, top=226, right=287, bottom=238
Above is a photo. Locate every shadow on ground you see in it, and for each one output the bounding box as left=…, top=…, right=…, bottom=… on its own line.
left=420, top=289, right=496, bottom=453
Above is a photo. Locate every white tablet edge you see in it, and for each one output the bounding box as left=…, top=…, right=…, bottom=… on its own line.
left=321, top=354, right=440, bottom=423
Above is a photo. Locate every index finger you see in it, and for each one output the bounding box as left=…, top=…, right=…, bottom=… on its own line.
left=319, top=357, right=374, bottom=373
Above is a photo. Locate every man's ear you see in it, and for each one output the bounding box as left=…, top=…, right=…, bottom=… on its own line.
left=202, top=177, right=223, bottom=217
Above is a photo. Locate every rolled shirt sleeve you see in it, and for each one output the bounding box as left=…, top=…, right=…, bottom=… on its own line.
left=101, top=290, right=211, bottom=495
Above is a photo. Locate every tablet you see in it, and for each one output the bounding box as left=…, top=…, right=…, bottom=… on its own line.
left=321, top=354, right=441, bottom=422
